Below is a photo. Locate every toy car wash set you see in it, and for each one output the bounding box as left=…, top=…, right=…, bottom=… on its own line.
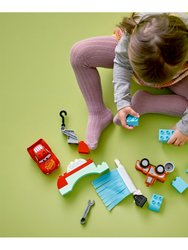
left=27, top=111, right=188, bottom=224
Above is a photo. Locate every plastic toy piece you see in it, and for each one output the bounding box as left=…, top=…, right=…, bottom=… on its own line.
left=164, top=162, right=175, bottom=173
left=135, top=158, right=174, bottom=187
left=171, top=177, right=188, bottom=193
left=57, top=159, right=109, bottom=195
left=134, top=194, right=147, bottom=207
left=148, top=194, right=164, bottom=212
left=80, top=200, right=95, bottom=225
left=62, top=129, right=79, bottom=144
left=92, top=168, right=131, bottom=211
left=92, top=159, right=147, bottom=211
left=59, top=110, right=67, bottom=129
left=114, top=159, right=147, bottom=207
left=59, top=110, right=79, bottom=144
left=78, top=141, right=90, bottom=154
left=27, top=138, right=60, bottom=175
left=159, top=129, right=174, bottom=143
left=126, top=115, right=139, bottom=127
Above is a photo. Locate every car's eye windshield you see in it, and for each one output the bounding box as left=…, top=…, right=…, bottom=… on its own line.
left=38, top=153, right=51, bottom=163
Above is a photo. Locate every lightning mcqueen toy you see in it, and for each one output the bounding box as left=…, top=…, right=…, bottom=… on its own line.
left=27, top=138, right=60, bottom=174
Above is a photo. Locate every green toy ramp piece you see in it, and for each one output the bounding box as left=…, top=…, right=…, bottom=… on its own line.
left=59, top=161, right=109, bottom=195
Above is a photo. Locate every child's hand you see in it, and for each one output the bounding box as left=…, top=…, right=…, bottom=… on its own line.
left=167, top=129, right=188, bottom=146
left=118, top=107, right=140, bottom=129
left=113, top=27, right=124, bottom=40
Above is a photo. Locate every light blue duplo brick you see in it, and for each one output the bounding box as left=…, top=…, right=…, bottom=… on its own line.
left=159, top=129, right=174, bottom=143
left=126, top=115, right=139, bottom=126
left=171, top=177, right=188, bottom=193
left=148, top=193, right=164, bottom=212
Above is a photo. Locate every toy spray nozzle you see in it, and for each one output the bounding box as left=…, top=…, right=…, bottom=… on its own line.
left=59, top=110, right=67, bottom=129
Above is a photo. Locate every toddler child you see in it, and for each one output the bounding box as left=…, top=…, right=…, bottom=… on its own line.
left=70, top=13, right=188, bottom=149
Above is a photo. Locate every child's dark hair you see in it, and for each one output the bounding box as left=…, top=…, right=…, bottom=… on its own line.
left=119, top=13, right=188, bottom=84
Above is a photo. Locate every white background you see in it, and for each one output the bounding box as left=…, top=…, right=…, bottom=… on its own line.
left=0, top=0, right=187, bottom=249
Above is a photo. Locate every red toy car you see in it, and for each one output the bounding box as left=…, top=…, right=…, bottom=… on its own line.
left=27, top=138, right=60, bottom=174
left=135, top=158, right=174, bottom=187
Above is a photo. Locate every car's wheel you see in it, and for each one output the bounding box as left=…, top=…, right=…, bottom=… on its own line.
left=155, top=165, right=165, bottom=174
left=140, top=158, right=150, bottom=168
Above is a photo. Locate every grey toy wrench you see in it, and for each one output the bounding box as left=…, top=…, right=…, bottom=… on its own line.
left=80, top=200, right=95, bottom=225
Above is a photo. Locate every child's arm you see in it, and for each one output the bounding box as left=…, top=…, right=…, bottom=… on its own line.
left=113, top=34, right=132, bottom=110
left=113, top=34, right=139, bottom=128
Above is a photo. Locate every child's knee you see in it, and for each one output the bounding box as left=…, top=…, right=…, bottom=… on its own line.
left=70, top=41, right=87, bottom=68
